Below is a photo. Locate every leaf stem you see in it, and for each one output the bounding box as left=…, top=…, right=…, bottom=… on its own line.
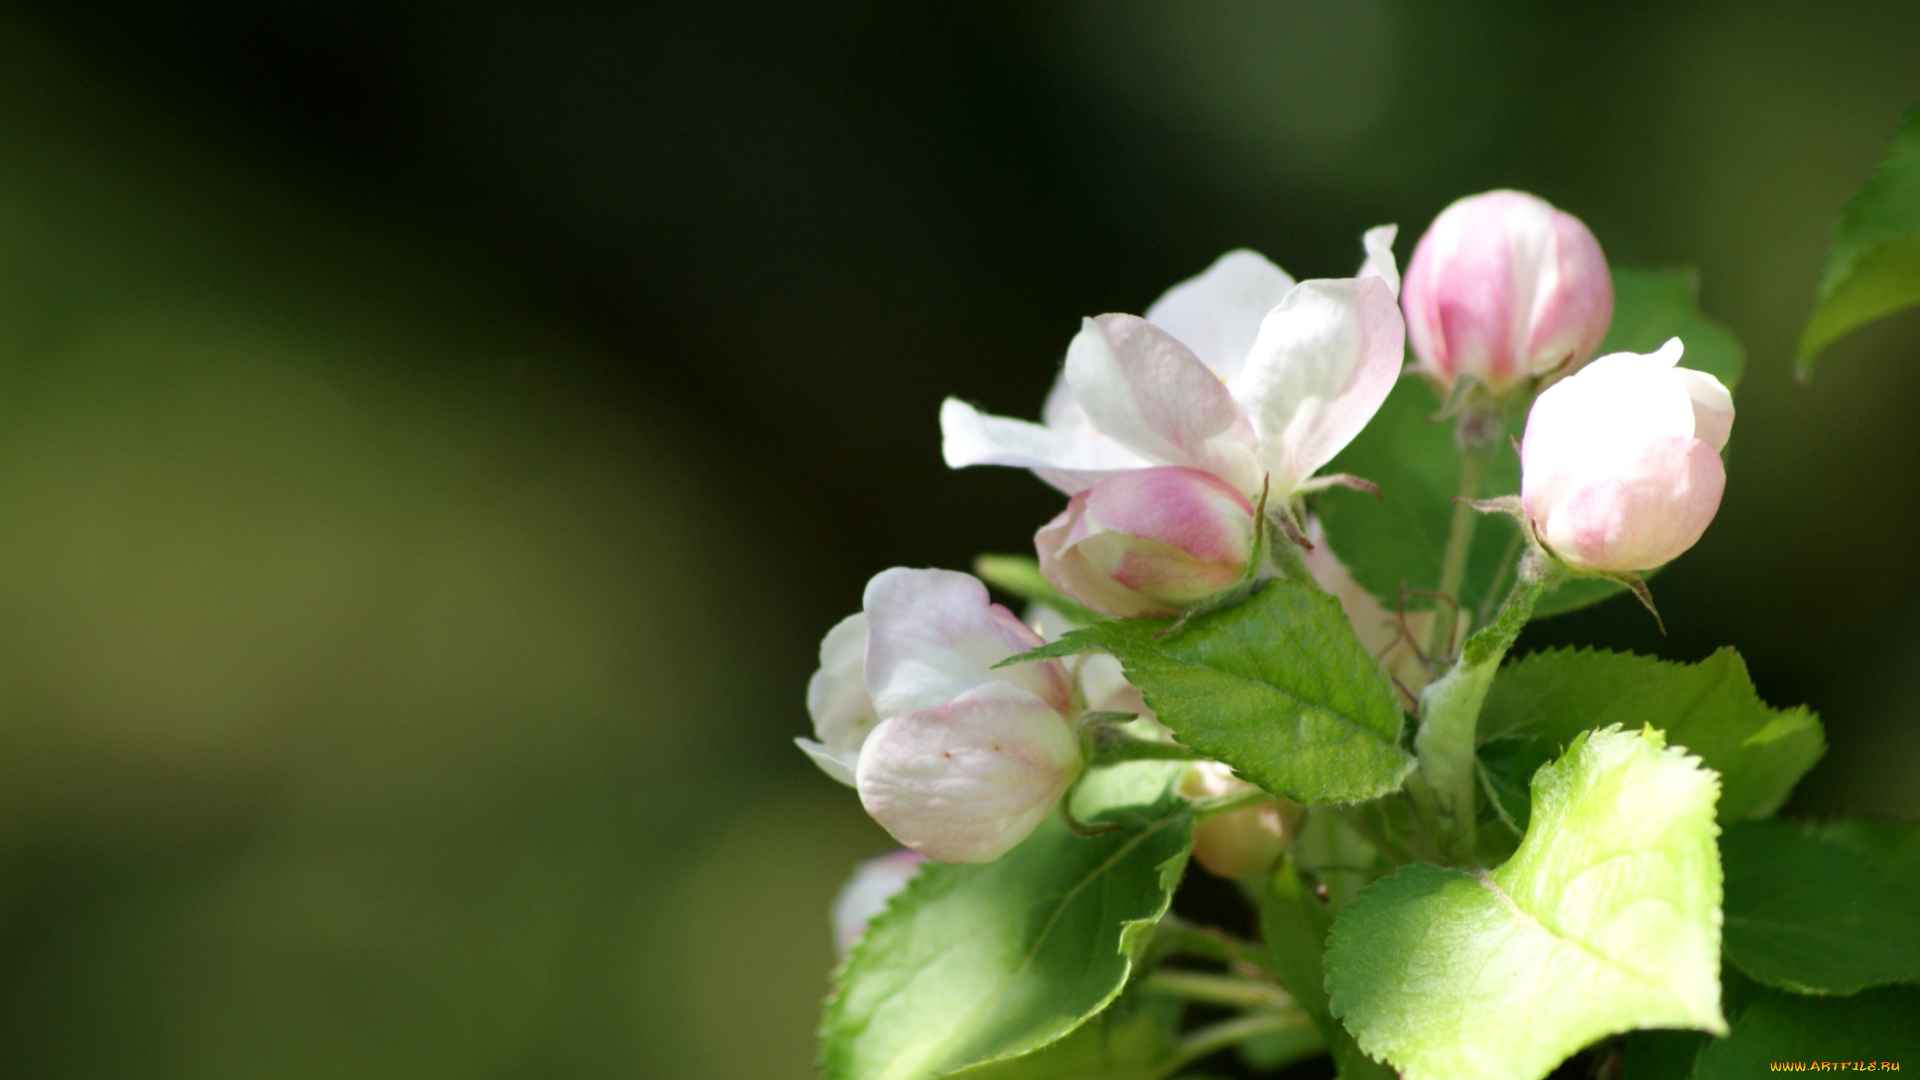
left=1148, top=1012, right=1317, bottom=1080
left=1138, top=970, right=1298, bottom=1012
left=1426, top=435, right=1495, bottom=660
left=1408, top=550, right=1564, bottom=863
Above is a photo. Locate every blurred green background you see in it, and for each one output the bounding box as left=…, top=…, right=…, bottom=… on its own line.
left=0, top=1, right=1912, bottom=1076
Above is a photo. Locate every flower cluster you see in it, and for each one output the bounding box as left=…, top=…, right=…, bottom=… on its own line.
left=799, top=190, right=1735, bottom=866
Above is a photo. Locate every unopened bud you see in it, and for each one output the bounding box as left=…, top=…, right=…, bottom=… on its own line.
left=1403, top=190, right=1613, bottom=394
left=1035, top=466, right=1255, bottom=617
left=1180, top=761, right=1296, bottom=881
left=1520, top=338, right=1732, bottom=573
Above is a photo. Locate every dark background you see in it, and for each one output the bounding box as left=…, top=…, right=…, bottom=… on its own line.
left=0, top=1, right=1912, bottom=1076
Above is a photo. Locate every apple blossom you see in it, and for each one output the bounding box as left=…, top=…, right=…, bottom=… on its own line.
left=795, top=612, right=875, bottom=786
left=795, top=568, right=1084, bottom=864
left=1181, top=761, right=1295, bottom=880
left=1519, top=338, right=1733, bottom=573
left=940, top=228, right=1406, bottom=504
left=1035, top=466, right=1257, bottom=617
left=831, top=849, right=926, bottom=958
left=1402, top=189, right=1614, bottom=394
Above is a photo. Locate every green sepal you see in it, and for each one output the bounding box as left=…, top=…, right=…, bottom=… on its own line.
left=1798, top=103, right=1920, bottom=377
left=1477, top=648, right=1824, bottom=823
left=1003, top=578, right=1414, bottom=804
left=973, top=553, right=1102, bottom=626
left=818, top=769, right=1193, bottom=1080
left=1326, top=726, right=1726, bottom=1080
left=1720, top=818, right=1920, bottom=995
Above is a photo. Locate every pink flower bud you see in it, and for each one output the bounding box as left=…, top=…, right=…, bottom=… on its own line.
left=1180, top=762, right=1297, bottom=881
left=1520, top=339, right=1733, bottom=573
left=1403, top=190, right=1614, bottom=393
left=831, top=849, right=925, bottom=957
left=1034, top=466, right=1256, bottom=617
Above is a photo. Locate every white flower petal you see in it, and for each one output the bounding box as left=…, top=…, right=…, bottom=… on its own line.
left=856, top=682, right=1082, bottom=864
left=1066, top=315, right=1263, bottom=495
left=1231, top=277, right=1404, bottom=493
left=831, top=849, right=925, bottom=956
left=940, top=396, right=1146, bottom=495
left=1358, top=224, right=1401, bottom=299
left=1144, top=249, right=1296, bottom=383
left=797, top=737, right=860, bottom=786
left=863, top=568, right=1072, bottom=720
left=1673, top=364, right=1734, bottom=453
left=1521, top=346, right=1698, bottom=520
left=807, top=613, right=876, bottom=755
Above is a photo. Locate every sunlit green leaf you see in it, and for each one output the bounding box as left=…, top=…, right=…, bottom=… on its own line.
left=1477, top=648, right=1823, bottom=823
left=1326, top=727, right=1725, bottom=1080
left=1720, top=819, right=1920, bottom=995
left=818, top=775, right=1192, bottom=1080
left=1012, top=579, right=1413, bottom=804
left=1798, top=104, right=1920, bottom=377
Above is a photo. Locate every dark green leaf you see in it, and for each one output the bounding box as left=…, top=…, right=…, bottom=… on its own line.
left=1720, top=819, right=1920, bottom=995
left=1799, top=104, right=1920, bottom=377
left=1261, top=857, right=1394, bottom=1080
left=1621, top=1030, right=1709, bottom=1080
left=1318, top=265, right=1746, bottom=625
left=1475, top=733, right=1556, bottom=834
left=1600, top=268, right=1746, bottom=391
left=819, top=777, right=1193, bottom=1080
left=1477, top=648, right=1824, bottom=822
left=1012, top=579, right=1413, bottom=804
left=1687, top=985, right=1920, bottom=1078
left=1811, top=816, right=1920, bottom=897
left=1326, top=727, right=1726, bottom=1080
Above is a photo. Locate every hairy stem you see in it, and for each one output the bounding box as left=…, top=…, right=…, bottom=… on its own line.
left=1139, top=970, right=1297, bottom=1012
left=1426, top=435, right=1495, bottom=660
left=1407, top=550, right=1564, bottom=863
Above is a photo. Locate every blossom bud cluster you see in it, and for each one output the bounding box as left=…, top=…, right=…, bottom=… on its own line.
left=800, top=189, right=1737, bottom=876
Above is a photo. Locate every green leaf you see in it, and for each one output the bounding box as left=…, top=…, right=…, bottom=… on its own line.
left=1599, top=268, right=1746, bottom=391
left=819, top=778, right=1193, bottom=1080
left=1261, top=857, right=1395, bottom=1080
left=1011, top=579, right=1414, bottom=804
left=1477, top=648, right=1824, bottom=823
left=952, top=995, right=1180, bottom=1080
left=1325, top=727, right=1726, bottom=1080
left=1810, top=816, right=1920, bottom=897
left=1799, top=104, right=1920, bottom=378
left=1687, top=985, right=1920, bottom=1078
left=1317, top=264, right=1746, bottom=625
left=1720, top=819, right=1920, bottom=995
